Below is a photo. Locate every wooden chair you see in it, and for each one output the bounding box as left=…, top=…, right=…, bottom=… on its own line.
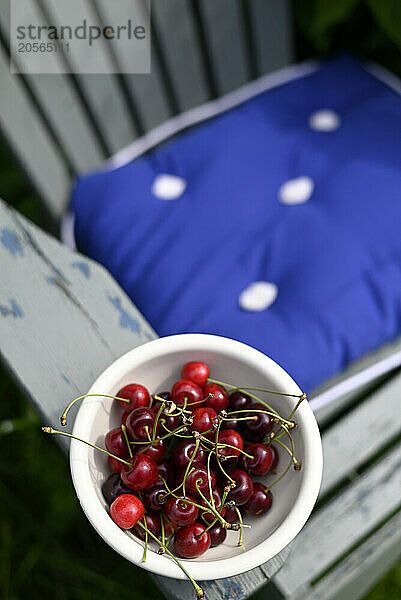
left=1, top=2, right=400, bottom=599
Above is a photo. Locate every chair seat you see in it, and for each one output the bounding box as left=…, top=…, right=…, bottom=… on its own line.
left=71, top=55, right=401, bottom=393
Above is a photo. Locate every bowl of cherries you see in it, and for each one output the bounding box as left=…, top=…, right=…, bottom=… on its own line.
left=49, top=334, right=322, bottom=598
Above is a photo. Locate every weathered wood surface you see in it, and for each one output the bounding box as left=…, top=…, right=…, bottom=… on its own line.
left=296, top=509, right=401, bottom=600
left=0, top=199, right=156, bottom=446
left=0, top=44, right=70, bottom=219
left=274, top=443, right=401, bottom=599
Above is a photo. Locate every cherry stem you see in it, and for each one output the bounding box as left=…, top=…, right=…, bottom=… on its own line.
left=159, top=478, right=207, bottom=512
left=60, top=393, right=130, bottom=426
left=214, top=419, right=235, bottom=484
left=208, top=379, right=302, bottom=399
left=121, top=424, right=133, bottom=458
left=207, top=378, right=281, bottom=416
left=153, top=403, right=165, bottom=441
left=235, top=507, right=246, bottom=551
left=137, top=522, right=204, bottom=599
left=226, top=408, right=294, bottom=427
left=141, top=517, right=148, bottom=563
left=274, top=438, right=300, bottom=467
left=160, top=513, right=166, bottom=551
left=206, top=451, right=215, bottom=507
left=288, top=393, right=307, bottom=420
left=41, top=427, right=131, bottom=466
left=195, top=481, right=230, bottom=528
left=183, top=439, right=200, bottom=497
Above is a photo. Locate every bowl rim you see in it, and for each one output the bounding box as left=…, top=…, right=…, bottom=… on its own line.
left=70, top=333, right=323, bottom=580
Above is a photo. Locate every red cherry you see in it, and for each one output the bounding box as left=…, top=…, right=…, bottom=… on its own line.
left=241, top=443, right=274, bottom=476
left=217, top=429, right=243, bottom=458
left=171, top=379, right=204, bottom=408
left=225, top=469, right=253, bottom=506
left=143, top=481, right=169, bottom=512
left=110, top=494, right=144, bottom=529
left=126, top=407, right=156, bottom=441
left=174, top=523, right=211, bottom=558
left=166, top=495, right=199, bottom=527
left=157, top=460, right=174, bottom=486
left=184, top=464, right=217, bottom=498
left=134, top=512, right=161, bottom=539
left=225, top=505, right=239, bottom=523
left=117, top=383, right=150, bottom=413
left=181, top=361, right=210, bottom=388
left=270, top=444, right=279, bottom=470
left=209, top=522, right=227, bottom=547
left=173, top=440, right=206, bottom=469
left=242, top=403, right=273, bottom=441
left=134, top=438, right=165, bottom=464
left=243, top=483, right=273, bottom=516
left=199, top=488, right=226, bottom=522
left=190, top=407, right=217, bottom=433
left=228, top=390, right=252, bottom=411
left=101, top=472, right=134, bottom=505
left=157, top=409, right=181, bottom=434
left=121, top=412, right=129, bottom=426
left=121, top=454, right=159, bottom=491
left=105, top=427, right=130, bottom=472
left=204, top=383, right=229, bottom=412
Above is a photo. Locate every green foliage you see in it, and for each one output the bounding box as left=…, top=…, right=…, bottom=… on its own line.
left=294, top=0, right=401, bottom=76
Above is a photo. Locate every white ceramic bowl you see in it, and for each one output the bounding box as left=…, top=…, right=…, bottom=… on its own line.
left=70, top=334, right=322, bottom=580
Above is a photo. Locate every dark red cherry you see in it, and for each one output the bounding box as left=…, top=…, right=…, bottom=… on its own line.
left=157, top=460, right=174, bottom=486
left=225, top=469, right=253, bottom=506
left=204, top=383, right=229, bottom=412
left=105, top=427, right=130, bottom=459
left=121, top=412, right=129, bottom=426
left=126, top=407, right=156, bottom=442
left=134, top=512, right=161, bottom=539
left=270, top=444, right=279, bottom=470
left=243, top=483, right=273, bottom=516
left=199, top=488, right=226, bottom=522
left=105, top=427, right=130, bottom=472
left=116, top=383, right=150, bottom=412
left=228, top=390, right=252, bottom=411
left=184, top=464, right=217, bottom=498
left=157, top=410, right=181, bottom=433
left=110, top=494, right=144, bottom=529
left=225, top=505, right=240, bottom=523
left=209, top=522, right=227, bottom=547
left=151, top=391, right=170, bottom=413
left=173, top=440, right=206, bottom=469
left=166, top=495, right=199, bottom=527
left=190, top=407, right=217, bottom=434
left=217, top=429, right=244, bottom=458
left=101, top=472, right=134, bottom=505
left=121, top=454, right=159, bottom=491
left=220, top=415, right=242, bottom=432
left=241, top=443, right=274, bottom=476
left=242, top=403, right=273, bottom=441
left=143, top=481, right=169, bottom=512
left=174, top=523, right=211, bottom=558
left=181, top=361, right=210, bottom=388
left=171, top=379, right=204, bottom=408
left=134, top=438, right=165, bottom=464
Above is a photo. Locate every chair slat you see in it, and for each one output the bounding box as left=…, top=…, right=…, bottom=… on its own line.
left=0, top=47, right=70, bottom=219
left=1, top=0, right=105, bottom=173
left=38, top=0, right=138, bottom=154
left=274, top=443, right=401, bottom=598
left=295, top=509, right=401, bottom=600
left=96, top=0, right=171, bottom=133
left=152, top=0, right=209, bottom=111
left=247, top=0, right=294, bottom=75
left=320, top=370, right=401, bottom=495
left=197, top=0, right=249, bottom=94
left=0, top=198, right=156, bottom=441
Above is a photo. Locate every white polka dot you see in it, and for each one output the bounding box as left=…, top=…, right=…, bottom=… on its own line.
left=309, top=109, right=341, bottom=132
left=278, top=176, right=314, bottom=205
left=151, top=174, right=187, bottom=200
left=239, top=281, right=278, bottom=312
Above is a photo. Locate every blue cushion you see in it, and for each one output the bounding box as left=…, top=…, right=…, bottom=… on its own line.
left=71, top=56, right=401, bottom=392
